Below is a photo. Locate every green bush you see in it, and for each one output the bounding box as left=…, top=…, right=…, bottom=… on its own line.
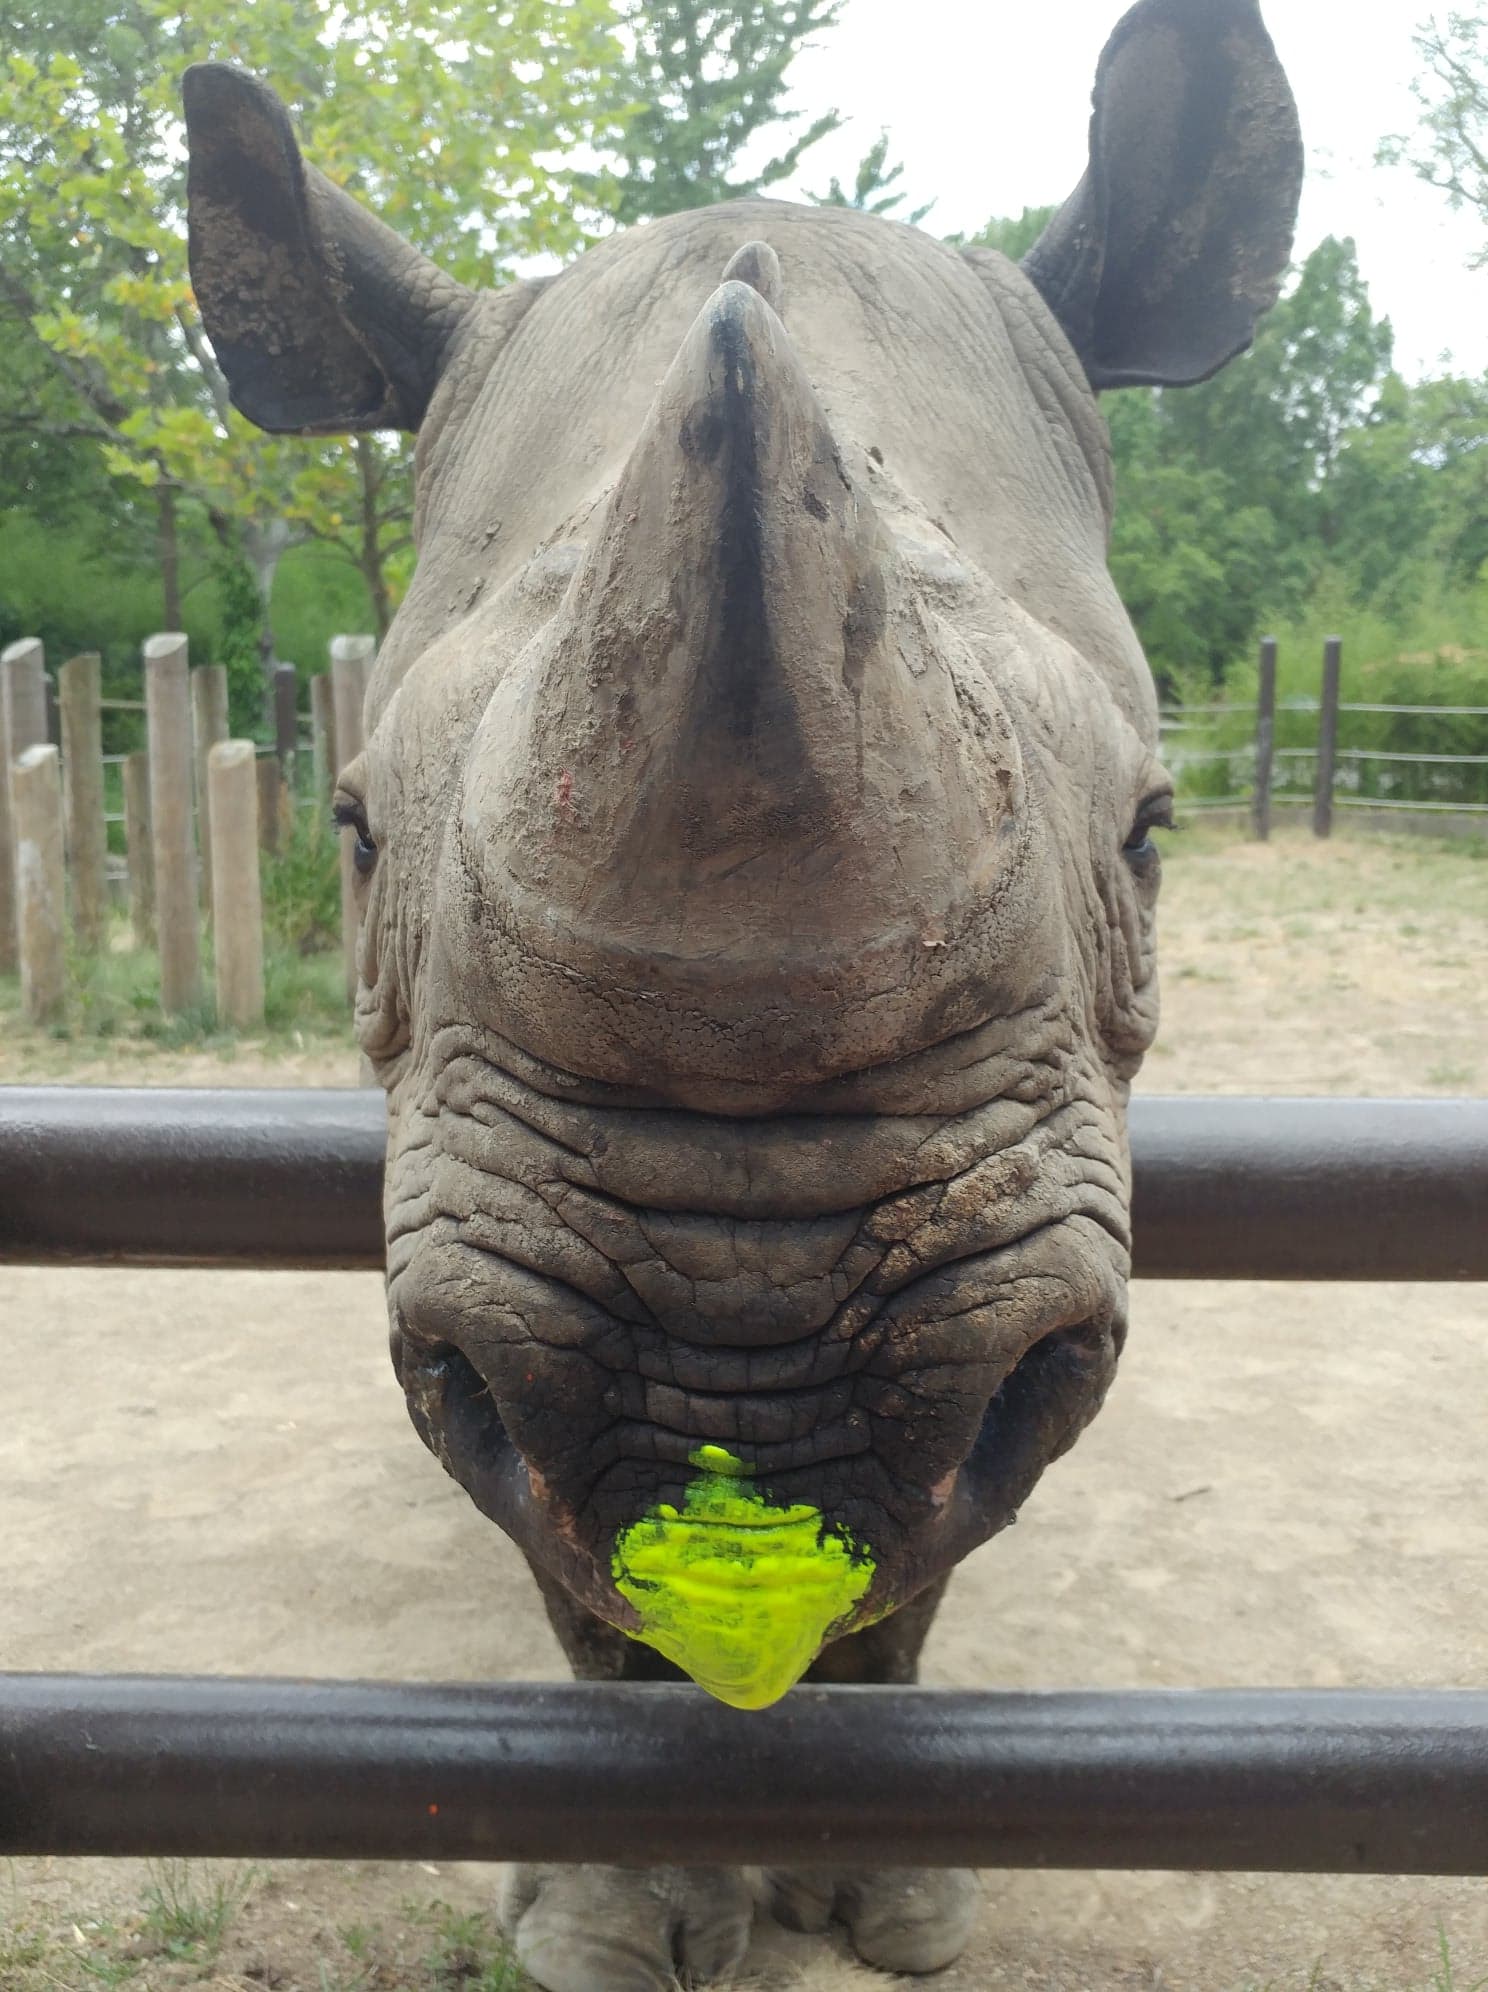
left=0, top=513, right=376, bottom=734
left=261, top=793, right=341, bottom=957
left=1165, top=580, right=1488, bottom=812
left=272, top=545, right=376, bottom=674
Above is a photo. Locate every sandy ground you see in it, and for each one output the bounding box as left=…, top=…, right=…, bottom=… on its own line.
left=2, top=830, right=1486, bottom=1991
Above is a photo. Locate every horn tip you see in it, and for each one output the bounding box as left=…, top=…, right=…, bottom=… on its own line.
left=721, top=240, right=785, bottom=316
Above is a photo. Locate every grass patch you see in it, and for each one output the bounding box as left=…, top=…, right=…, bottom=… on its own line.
left=0, top=1864, right=257, bottom=1990
left=138, top=1858, right=259, bottom=1964
left=418, top=1902, right=528, bottom=1990
left=0, top=1886, right=1482, bottom=1991
left=0, top=1923, right=48, bottom=1974
left=0, top=907, right=350, bottom=1078
left=309, top=1900, right=530, bottom=1992
left=1426, top=1062, right=1477, bottom=1088
left=1425, top=1925, right=1488, bottom=1992
left=0, top=777, right=349, bottom=1075
left=1159, top=819, right=1488, bottom=929
left=262, top=799, right=342, bottom=958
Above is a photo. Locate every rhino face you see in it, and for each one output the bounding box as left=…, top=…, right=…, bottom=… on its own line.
left=186, top=0, right=1300, bottom=1709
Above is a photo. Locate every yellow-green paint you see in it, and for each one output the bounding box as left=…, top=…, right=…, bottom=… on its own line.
left=611, top=1446, right=874, bottom=1711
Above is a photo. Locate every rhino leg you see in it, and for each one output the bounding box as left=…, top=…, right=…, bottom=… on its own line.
left=500, top=1862, right=754, bottom=1992
left=763, top=1577, right=980, bottom=1974
left=516, top=1566, right=976, bottom=1979
left=503, top=1561, right=753, bottom=1990
left=763, top=1867, right=980, bottom=1976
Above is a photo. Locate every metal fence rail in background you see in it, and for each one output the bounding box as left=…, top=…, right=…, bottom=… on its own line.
left=5, top=1676, right=1488, bottom=1873
left=2, top=1089, right=1487, bottom=1280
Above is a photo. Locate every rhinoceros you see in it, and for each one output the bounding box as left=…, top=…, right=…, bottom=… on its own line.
left=183, top=2, right=1299, bottom=1981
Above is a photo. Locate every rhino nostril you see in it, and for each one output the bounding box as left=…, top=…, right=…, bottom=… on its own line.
left=400, top=1334, right=512, bottom=1469
left=963, top=1315, right=1119, bottom=1512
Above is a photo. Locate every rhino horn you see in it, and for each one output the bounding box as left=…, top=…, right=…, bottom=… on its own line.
left=466, top=276, right=1014, bottom=1080
left=561, top=276, right=885, bottom=864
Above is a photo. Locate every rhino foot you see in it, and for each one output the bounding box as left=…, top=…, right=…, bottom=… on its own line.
left=500, top=1862, right=753, bottom=1991
left=764, top=1866, right=979, bottom=1974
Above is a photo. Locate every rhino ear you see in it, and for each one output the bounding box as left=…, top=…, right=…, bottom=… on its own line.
left=182, top=63, right=477, bottom=434
left=1021, top=0, right=1302, bottom=390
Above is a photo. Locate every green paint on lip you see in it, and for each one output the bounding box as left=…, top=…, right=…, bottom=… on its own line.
left=611, top=1445, right=875, bottom=1711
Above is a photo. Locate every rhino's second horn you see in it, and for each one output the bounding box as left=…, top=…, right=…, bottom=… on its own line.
left=720, top=239, right=785, bottom=315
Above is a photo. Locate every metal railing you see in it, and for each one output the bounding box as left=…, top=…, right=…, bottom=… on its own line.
left=5, top=1676, right=1488, bottom=1872
left=3, top=1085, right=1486, bottom=1872
left=3, top=1089, right=1484, bottom=1280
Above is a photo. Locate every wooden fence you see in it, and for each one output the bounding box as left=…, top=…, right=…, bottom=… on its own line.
left=0, top=632, right=374, bottom=1026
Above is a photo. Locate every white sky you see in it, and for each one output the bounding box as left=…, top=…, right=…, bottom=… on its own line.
left=761, top=0, right=1486, bottom=382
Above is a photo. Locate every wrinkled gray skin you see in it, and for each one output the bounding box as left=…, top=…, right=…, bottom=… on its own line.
left=183, top=2, right=1299, bottom=1983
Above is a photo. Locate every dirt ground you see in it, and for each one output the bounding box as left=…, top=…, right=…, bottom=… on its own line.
left=2, top=829, right=1486, bottom=1991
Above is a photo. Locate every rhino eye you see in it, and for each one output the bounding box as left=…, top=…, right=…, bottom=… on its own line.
left=1123, top=793, right=1174, bottom=864
left=333, top=798, right=380, bottom=876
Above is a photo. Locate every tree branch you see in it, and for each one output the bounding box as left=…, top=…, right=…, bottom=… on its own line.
left=0, top=414, right=115, bottom=441
left=0, top=265, right=132, bottom=432
left=174, top=304, right=234, bottom=428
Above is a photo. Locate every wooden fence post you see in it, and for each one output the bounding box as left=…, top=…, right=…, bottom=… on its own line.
left=274, top=663, right=299, bottom=779
left=145, top=633, right=202, bottom=1012
left=256, top=753, right=284, bottom=856
left=310, top=672, right=336, bottom=798
left=1, top=635, right=48, bottom=978
left=1252, top=636, right=1278, bottom=843
left=12, top=743, right=67, bottom=1023
left=59, top=652, right=107, bottom=951
left=122, top=750, right=154, bottom=951
left=191, top=664, right=229, bottom=914
left=2, top=637, right=48, bottom=758
left=208, top=740, right=265, bottom=1029
left=0, top=694, right=14, bottom=978
left=330, top=634, right=374, bottom=1001
left=1313, top=636, right=1342, bottom=840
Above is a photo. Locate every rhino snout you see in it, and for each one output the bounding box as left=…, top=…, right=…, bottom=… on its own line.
left=384, top=1027, right=1130, bottom=1704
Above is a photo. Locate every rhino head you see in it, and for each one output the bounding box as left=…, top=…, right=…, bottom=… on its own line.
left=185, top=0, right=1300, bottom=1711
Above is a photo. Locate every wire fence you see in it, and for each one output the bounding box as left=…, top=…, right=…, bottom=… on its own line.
left=1161, top=639, right=1488, bottom=829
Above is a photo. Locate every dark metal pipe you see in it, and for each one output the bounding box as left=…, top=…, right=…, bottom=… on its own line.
left=1, top=1088, right=1485, bottom=1280
left=0, top=1086, right=381, bottom=1270
left=4, top=1676, right=1488, bottom=1872
left=1130, top=1094, right=1488, bottom=1280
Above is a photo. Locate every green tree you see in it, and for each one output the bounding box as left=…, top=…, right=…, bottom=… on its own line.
left=0, top=331, right=133, bottom=532
left=1381, top=8, right=1488, bottom=258
left=1160, top=237, right=1395, bottom=553
left=958, top=203, right=1058, bottom=260
left=598, top=0, right=843, bottom=224
left=0, top=0, right=625, bottom=673
left=1104, top=390, right=1285, bottom=692
left=1325, top=372, right=1442, bottom=613
left=809, top=131, right=932, bottom=223
left=1418, top=368, right=1488, bottom=581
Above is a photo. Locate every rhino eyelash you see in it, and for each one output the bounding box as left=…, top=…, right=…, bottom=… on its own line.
left=332, top=799, right=380, bottom=876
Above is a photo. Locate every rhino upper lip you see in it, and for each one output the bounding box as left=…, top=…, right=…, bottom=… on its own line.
left=396, top=1287, right=1110, bottom=1557
left=390, top=1083, right=1128, bottom=1573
